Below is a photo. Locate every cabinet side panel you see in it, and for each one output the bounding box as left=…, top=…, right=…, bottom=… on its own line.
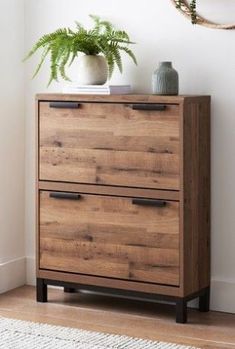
left=36, top=100, right=39, bottom=274
left=182, top=98, right=210, bottom=296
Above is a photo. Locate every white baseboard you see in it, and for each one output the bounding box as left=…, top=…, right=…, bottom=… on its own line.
left=25, top=256, right=235, bottom=313
left=0, top=257, right=26, bottom=294
left=26, top=256, right=36, bottom=286
left=210, top=279, right=235, bottom=313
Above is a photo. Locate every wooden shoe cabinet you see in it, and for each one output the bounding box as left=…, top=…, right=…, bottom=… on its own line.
left=36, top=94, right=210, bottom=323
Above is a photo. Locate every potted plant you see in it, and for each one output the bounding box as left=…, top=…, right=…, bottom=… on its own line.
left=24, top=15, right=137, bottom=86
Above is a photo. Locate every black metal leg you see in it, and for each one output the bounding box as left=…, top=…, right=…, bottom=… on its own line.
left=199, top=287, right=210, bottom=312
left=36, top=278, right=47, bottom=302
left=64, top=287, right=76, bottom=293
left=176, top=298, right=187, bottom=323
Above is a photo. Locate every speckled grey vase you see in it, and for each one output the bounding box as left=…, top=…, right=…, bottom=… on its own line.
left=152, top=62, right=179, bottom=95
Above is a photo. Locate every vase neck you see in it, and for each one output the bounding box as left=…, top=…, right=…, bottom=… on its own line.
left=159, top=62, right=172, bottom=68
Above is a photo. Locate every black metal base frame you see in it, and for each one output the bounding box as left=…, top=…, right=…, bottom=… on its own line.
left=36, top=278, right=210, bottom=324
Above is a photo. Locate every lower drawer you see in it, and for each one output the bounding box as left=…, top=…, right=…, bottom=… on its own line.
left=39, top=191, right=180, bottom=286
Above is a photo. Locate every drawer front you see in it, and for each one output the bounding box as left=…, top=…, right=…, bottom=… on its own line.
left=39, top=191, right=180, bottom=286
left=39, top=102, right=180, bottom=190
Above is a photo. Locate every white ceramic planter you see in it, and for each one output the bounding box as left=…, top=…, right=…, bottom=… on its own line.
left=77, top=55, right=108, bottom=85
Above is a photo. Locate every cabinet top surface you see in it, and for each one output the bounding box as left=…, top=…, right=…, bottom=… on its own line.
left=36, top=93, right=210, bottom=104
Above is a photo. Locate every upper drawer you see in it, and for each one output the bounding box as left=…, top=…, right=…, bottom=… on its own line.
left=39, top=101, right=180, bottom=190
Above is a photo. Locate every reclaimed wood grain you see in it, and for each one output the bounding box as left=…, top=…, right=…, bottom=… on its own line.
left=38, top=181, right=180, bottom=201
left=36, top=93, right=210, bottom=104
left=39, top=191, right=180, bottom=286
left=39, top=102, right=180, bottom=190
left=180, top=98, right=211, bottom=296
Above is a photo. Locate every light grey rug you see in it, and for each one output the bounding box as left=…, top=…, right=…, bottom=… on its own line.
left=0, top=317, right=200, bottom=349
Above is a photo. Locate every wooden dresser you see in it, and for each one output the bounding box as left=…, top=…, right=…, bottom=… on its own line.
left=36, top=94, right=210, bottom=323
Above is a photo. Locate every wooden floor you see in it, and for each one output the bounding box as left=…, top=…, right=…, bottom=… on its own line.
left=0, top=286, right=234, bottom=348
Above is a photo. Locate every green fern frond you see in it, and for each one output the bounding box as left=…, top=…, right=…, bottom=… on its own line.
left=75, top=21, right=84, bottom=30
left=32, top=46, right=50, bottom=78
left=106, top=53, right=115, bottom=78
left=89, top=14, right=100, bottom=26
left=68, top=49, right=78, bottom=66
left=118, top=46, right=137, bottom=65
left=111, top=45, right=122, bottom=73
left=59, top=48, right=72, bottom=81
left=99, top=20, right=113, bottom=32
left=114, top=30, right=130, bottom=41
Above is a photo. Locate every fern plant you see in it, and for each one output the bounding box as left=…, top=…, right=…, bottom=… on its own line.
left=176, top=0, right=197, bottom=24
left=24, top=15, right=137, bottom=86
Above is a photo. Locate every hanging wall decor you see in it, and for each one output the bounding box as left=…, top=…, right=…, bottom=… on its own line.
left=171, top=0, right=235, bottom=29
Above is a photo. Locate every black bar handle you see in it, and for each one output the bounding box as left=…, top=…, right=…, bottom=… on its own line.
left=49, top=102, right=81, bottom=109
left=49, top=192, right=81, bottom=200
left=132, top=199, right=167, bottom=207
left=131, top=104, right=167, bottom=111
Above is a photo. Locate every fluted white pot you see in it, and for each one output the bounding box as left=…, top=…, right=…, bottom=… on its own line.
left=77, top=55, right=108, bottom=85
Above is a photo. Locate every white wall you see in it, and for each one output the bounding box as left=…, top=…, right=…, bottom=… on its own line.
left=0, top=0, right=26, bottom=292
left=24, top=0, right=235, bottom=312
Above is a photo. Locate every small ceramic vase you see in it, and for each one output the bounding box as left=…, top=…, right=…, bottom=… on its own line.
left=152, top=62, right=179, bottom=95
